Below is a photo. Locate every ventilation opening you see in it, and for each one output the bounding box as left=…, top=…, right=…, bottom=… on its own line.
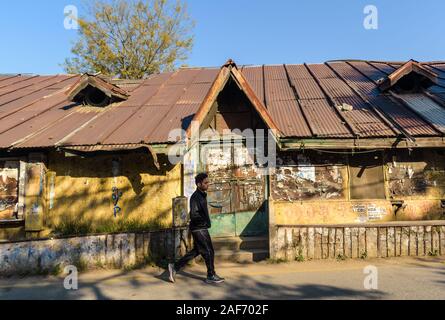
left=83, top=86, right=111, bottom=107
left=392, top=73, right=435, bottom=93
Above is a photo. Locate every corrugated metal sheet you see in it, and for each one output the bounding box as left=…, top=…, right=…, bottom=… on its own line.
left=14, top=111, right=97, bottom=148
left=399, top=94, right=445, bottom=133
left=267, top=100, right=312, bottom=137
left=306, top=64, right=337, bottom=79
left=145, top=84, right=186, bottom=106
left=290, top=78, right=326, bottom=99
left=285, top=64, right=314, bottom=79
left=335, top=95, right=395, bottom=137
left=299, top=99, right=352, bottom=138
left=241, top=66, right=264, bottom=102
left=348, top=61, right=387, bottom=82
left=264, top=65, right=288, bottom=80
left=63, top=106, right=141, bottom=145
left=176, top=83, right=213, bottom=104
left=103, top=105, right=173, bottom=144
left=148, top=103, right=201, bottom=143
left=368, top=62, right=396, bottom=75
left=0, top=104, right=74, bottom=148
left=0, top=60, right=444, bottom=150
left=368, top=96, right=438, bottom=136
left=119, top=85, right=162, bottom=107
left=265, top=79, right=295, bottom=102
left=192, top=68, right=219, bottom=84
left=328, top=62, right=380, bottom=96
left=318, top=78, right=356, bottom=98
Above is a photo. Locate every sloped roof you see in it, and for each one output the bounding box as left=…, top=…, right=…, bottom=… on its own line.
left=0, top=59, right=444, bottom=151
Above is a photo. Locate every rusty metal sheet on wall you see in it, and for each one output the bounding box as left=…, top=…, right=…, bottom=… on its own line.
left=386, top=149, right=445, bottom=197
left=0, top=161, right=19, bottom=220
left=272, top=151, right=347, bottom=201
left=207, top=182, right=232, bottom=214
left=232, top=180, right=265, bottom=212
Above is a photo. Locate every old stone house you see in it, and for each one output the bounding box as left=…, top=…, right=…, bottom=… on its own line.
left=0, top=59, right=444, bottom=261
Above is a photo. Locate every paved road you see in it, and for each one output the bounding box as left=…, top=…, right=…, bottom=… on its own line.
left=0, top=257, right=444, bottom=300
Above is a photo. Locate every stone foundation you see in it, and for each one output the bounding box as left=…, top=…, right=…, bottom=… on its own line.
left=0, top=227, right=189, bottom=276
left=271, top=221, right=445, bottom=261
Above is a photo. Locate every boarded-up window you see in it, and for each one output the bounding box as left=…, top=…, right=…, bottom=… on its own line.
left=349, top=154, right=385, bottom=200
left=0, top=161, right=19, bottom=220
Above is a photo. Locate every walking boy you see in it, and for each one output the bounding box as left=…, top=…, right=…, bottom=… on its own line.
left=168, top=173, right=225, bottom=284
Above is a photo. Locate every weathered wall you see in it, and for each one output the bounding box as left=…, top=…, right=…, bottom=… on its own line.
left=271, top=149, right=445, bottom=225
left=272, top=222, right=445, bottom=261
left=0, top=228, right=189, bottom=276
left=43, top=151, right=181, bottom=236
left=24, top=155, right=47, bottom=234
left=273, top=200, right=395, bottom=225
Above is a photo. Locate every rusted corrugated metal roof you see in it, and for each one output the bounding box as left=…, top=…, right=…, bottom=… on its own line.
left=396, top=94, right=445, bottom=134
left=0, top=60, right=444, bottom=151
left=267, top=100, right=312, bottom=137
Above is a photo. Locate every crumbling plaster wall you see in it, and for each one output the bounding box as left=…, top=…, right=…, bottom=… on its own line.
left=271, top=149, right=445, bottom=225
left=42, top=150, right=181, bottom=235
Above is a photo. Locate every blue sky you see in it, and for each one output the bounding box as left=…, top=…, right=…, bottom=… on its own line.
left=0, top=0, right=444, bottom=74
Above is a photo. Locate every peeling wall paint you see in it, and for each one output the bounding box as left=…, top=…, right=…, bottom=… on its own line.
left=272, top=151, right=347, bottom=201
left=0, top=161, right=19, bottom=220
left=43, top=151, right=181, bottom=235
left=386, top=149, right=445, bottom=199
left=0, top=228, right=186, bottom=276
left=270, top=149, right=445, bottom=225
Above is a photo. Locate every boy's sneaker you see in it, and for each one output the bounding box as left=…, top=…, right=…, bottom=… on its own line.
left=205, top=274, right=225, bottom=284
left=168, top=263, right=176, bottom=283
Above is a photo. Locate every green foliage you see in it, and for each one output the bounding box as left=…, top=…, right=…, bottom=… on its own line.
left=295, top=248, right=305, bottom=262
left=52, top=218, right=164, bottom=237
left=50, top=264, right=64, bottom=276
left=428, top=250, right=439, bottom=257
left=360, top=251, right=368, bottom=260
left=123, top=254, right=160, bottom=272
left=72, top=256, right=89, bottom=273
left=336, top=253, right=347, bottom=261
left=266, top=258, right=287, bottom=264
left=64, top=0, right=194, bottom=79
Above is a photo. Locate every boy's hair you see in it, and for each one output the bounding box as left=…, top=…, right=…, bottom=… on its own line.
left=195, top=173, right=209, bottom=185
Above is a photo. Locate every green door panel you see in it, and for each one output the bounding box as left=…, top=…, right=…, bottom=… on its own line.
left=235, top=210, right=268, bottom=237
left=209, top=213, right=236, bottom=238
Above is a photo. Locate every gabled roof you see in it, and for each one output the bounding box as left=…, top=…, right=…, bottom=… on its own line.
left=186, top=59, right=281, bottom=141
left=0, top=59, right=444, bottom=152
left=66, top=73, right=130, bottom=102
left=377, top=59, right=438, bottom=91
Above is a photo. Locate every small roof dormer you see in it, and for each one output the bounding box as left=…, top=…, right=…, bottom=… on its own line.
left=66, top=73, right=129, bottom=107
left=377, top=59, right=438, bottom=93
